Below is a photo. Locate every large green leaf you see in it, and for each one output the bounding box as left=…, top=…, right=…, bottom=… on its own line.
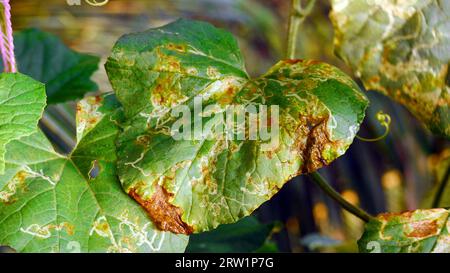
left=0, top=73, right=46, bottom=175
left=186, top=216, right=277, bottom=253
left=0, top=94, right=187, bottom=253
left=330, top=0, right=450, bottom=137
left=358, top=209, right=450, bottom=253
left=105, top=19, right=368, bottom=234
left=0, top=29, right=100, bottom=104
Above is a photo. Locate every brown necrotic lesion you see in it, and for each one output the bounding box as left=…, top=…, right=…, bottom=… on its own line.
left=128, top=184, right=194, bottom=234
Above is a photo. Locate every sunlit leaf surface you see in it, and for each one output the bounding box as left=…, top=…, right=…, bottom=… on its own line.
left=0, top=73, right=45, bottom=174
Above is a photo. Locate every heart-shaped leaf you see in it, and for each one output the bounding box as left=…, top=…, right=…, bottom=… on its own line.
left=0, top=94, right=187, bottom=253
left=105, top=19, right=368, bottom=234
left=358, top=209, right=450, bottom=253
left=330, top=0, right=450, bottom=137
left=0, top=29, right=100, bottom=104
left=0, top=73, right=46, bottom=174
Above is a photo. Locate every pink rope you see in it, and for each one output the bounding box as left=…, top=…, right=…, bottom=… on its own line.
left=0, top=0, right=16, bottom=73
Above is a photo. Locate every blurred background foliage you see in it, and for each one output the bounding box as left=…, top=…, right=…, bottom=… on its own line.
left=7, top=0, right=449, bottom=252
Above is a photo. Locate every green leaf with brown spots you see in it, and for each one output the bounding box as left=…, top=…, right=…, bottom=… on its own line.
left=0, top=94, right=188, bottom=253
left=330, top=0, right=450, bottom=137
left=0, top=73, right=46, bottom=175
left=105, top=19, right=369, bottom=234
left=358, top=209, right=450, bottom=253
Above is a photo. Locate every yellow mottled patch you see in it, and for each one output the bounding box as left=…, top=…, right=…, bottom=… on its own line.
left=207, top=66, right=220, bottom=79
left=154, top=48, right=182, bottom=73
left=90, top=216, right=113, bottom=238
left=202, top=76, right=245, bottom=102
left=166, top=43, right=187, bottom=53
left=0, top=171, right=28, bottom=203
left=20, top=222, right=74, bottom=239
left=76, top=96, right=105, bottom=142
left=186, top=67, right=198, bottom=75
left=150, top=73, right=188, bottom=108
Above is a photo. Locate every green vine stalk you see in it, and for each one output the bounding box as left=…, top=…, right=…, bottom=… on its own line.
left=309, top=172, right=375, bottom=222
left=286, top=0, right=316, bottom=59
left=432, top=167, right=450, bottom=208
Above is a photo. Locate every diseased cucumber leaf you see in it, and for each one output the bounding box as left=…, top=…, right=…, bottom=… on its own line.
left=330, top=0, right=450, bottom=138
left=358, top=209, right=450, bottom=253
left=105, top=19, right=368, bottom=234
left=186, top=216, right=278, bottom=253
left=0, top=29, right=100, bottom=104
left=0, top=94, right=188, bottom=253
left=0, top=73, right=46, bottom=174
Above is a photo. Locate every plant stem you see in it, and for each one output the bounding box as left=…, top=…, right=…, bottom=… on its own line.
left=286, top=0, right=300, bottom=59
left=286, top=0, right=316, bottom=59
left=432, top=167, right=450, bottom=208
left=309, top=172, right=374, bottom=222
